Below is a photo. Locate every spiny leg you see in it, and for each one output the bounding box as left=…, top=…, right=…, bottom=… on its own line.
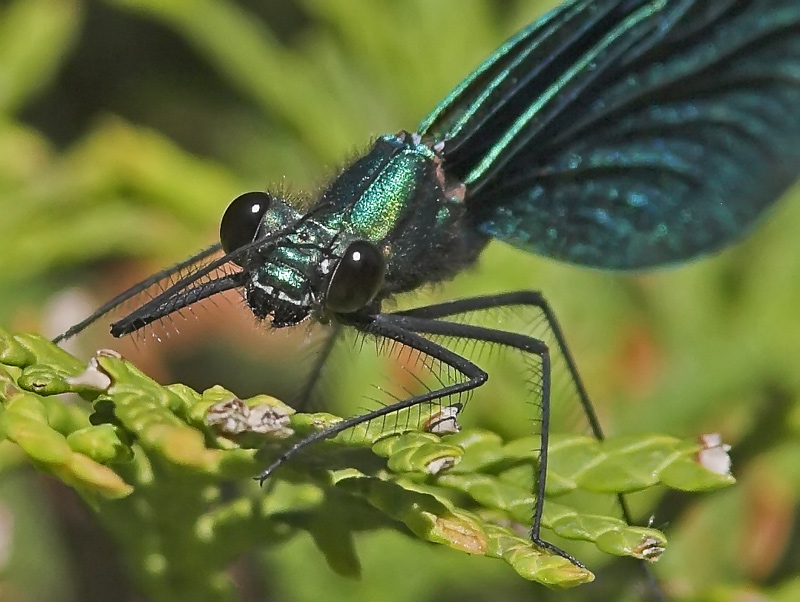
left=293, top=323, right=342, bottom=412
left=52, top=244, right=223, bottom=343
left=394, top=291, right=604, bottom=435
left=256, top=314, right=488, bottom=480
left=256, top=308, right=583, bottom=568
left=394, top=292, right=635, bottom=510
left=395, top=292, right=665, bottom=599
left=380, top=312, right=569, bottom=564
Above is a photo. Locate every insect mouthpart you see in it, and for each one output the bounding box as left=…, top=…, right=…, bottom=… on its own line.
left=244, top=274, right=313, bottom=328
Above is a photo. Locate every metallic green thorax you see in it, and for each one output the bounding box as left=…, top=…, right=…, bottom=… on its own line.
left=346, top=136, right=429, bottom=241
left=242, top=132, right=485, bottom=327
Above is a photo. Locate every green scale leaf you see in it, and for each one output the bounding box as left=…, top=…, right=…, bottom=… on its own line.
left=0, top=325, right=734, bottom=592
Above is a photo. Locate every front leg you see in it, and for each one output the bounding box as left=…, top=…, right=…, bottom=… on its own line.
left=255, top=313, right=489, bottom=481
left=378, top=312, right=574, bottom=566
left=256, top=307, right=583, bottom=568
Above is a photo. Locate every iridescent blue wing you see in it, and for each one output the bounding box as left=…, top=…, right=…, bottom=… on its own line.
left=420, top=0, right=800, bottom=269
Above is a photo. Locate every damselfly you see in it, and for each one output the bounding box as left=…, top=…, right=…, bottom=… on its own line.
left=58, top=0, right=800, bottom=571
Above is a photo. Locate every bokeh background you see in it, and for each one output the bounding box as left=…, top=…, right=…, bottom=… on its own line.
left=2, top=0, right=800, bottom=600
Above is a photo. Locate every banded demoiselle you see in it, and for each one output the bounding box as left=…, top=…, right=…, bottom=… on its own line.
left=58, top=0, right=800, bottom=573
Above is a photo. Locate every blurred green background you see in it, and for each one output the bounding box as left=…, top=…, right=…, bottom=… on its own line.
left=2, top=0, right=800, bottom=600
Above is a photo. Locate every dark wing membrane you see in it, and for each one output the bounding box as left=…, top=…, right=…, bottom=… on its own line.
left=418, top=0, right=598, bottom=147
left=422, top=0, right=800, bottom=269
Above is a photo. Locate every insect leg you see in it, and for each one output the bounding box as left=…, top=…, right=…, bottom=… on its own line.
left=380, top=311, right=574, bottom=565
left=293, top=323, right=342, bottom=412
left=256, top=309, right=583, bottom=568
left=395, top=292, right=665, bottom=599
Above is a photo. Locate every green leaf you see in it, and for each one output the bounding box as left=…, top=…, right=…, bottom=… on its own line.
left=0, top=324, right=737, bottom=594
left=0, top=0, right=81, bottom=113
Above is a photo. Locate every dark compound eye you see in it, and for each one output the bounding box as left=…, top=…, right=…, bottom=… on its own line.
left=220, top=192, right=273, bottom=260
left=325, top=241, right=386, bottom=314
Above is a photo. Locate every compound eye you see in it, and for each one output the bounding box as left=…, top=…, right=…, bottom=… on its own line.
left=325, top=241, right=386, bottom=314
left=220, top=192, right=272, bottom=260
